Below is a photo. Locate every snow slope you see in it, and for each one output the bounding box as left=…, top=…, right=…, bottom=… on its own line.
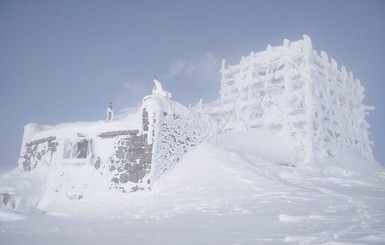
left=1, top=132, right=385, bottom=244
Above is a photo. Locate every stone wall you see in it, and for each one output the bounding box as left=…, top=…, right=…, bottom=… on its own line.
left=97, top=130, right=152, bottom=193
left=0, top=193, right=16, bottom=209
left=20, top=136, right=59, bottom=171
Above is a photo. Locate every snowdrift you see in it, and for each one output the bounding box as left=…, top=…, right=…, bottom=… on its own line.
left=0, top=132, right=384, bottom=244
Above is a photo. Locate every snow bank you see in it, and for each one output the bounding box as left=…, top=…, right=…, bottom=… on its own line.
left=2, top=131, right=384, bottom=244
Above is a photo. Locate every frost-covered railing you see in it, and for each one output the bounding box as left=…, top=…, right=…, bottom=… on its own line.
left=310, top=49, right=373, bottom=161
left=214, top=35, right=373, bottom=163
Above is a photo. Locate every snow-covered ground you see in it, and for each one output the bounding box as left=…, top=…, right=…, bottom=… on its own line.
left=1, top=131, right=385, bottom=244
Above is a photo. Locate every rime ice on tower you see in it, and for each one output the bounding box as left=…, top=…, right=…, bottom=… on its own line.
left=204, top=35, right=373, bottom=163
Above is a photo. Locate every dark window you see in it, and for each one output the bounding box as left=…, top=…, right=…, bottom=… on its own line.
left=76, top=140, right=88, bottom=158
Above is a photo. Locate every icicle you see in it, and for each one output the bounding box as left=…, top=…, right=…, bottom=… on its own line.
left=221, top=59, right=226, bottom=70
left=320, top=51, right=328, bottom=62
left=302, top=34, right=313, bottom=53
left=348, top=71, right=354, bottom=80
left=331, top=58, right=338, bottom=70
left=341, top=66, right=348, bottom=79
left=283, top=39, right=289, bottom=48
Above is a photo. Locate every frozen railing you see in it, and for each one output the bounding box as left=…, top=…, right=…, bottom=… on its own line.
left=310, top=48, right=373, bottom=161
left=215, top=35, right=373, bottom=163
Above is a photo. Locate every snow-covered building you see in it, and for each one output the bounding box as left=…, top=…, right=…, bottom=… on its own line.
left=9, top=78, right=216, bottom=205
left=1, top=35, right=375, bottom=210
left=201, top=35, right=373, bottom=163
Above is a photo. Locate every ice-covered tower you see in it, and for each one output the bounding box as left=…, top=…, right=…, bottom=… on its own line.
left=217, top=35, right=373, bottom=163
